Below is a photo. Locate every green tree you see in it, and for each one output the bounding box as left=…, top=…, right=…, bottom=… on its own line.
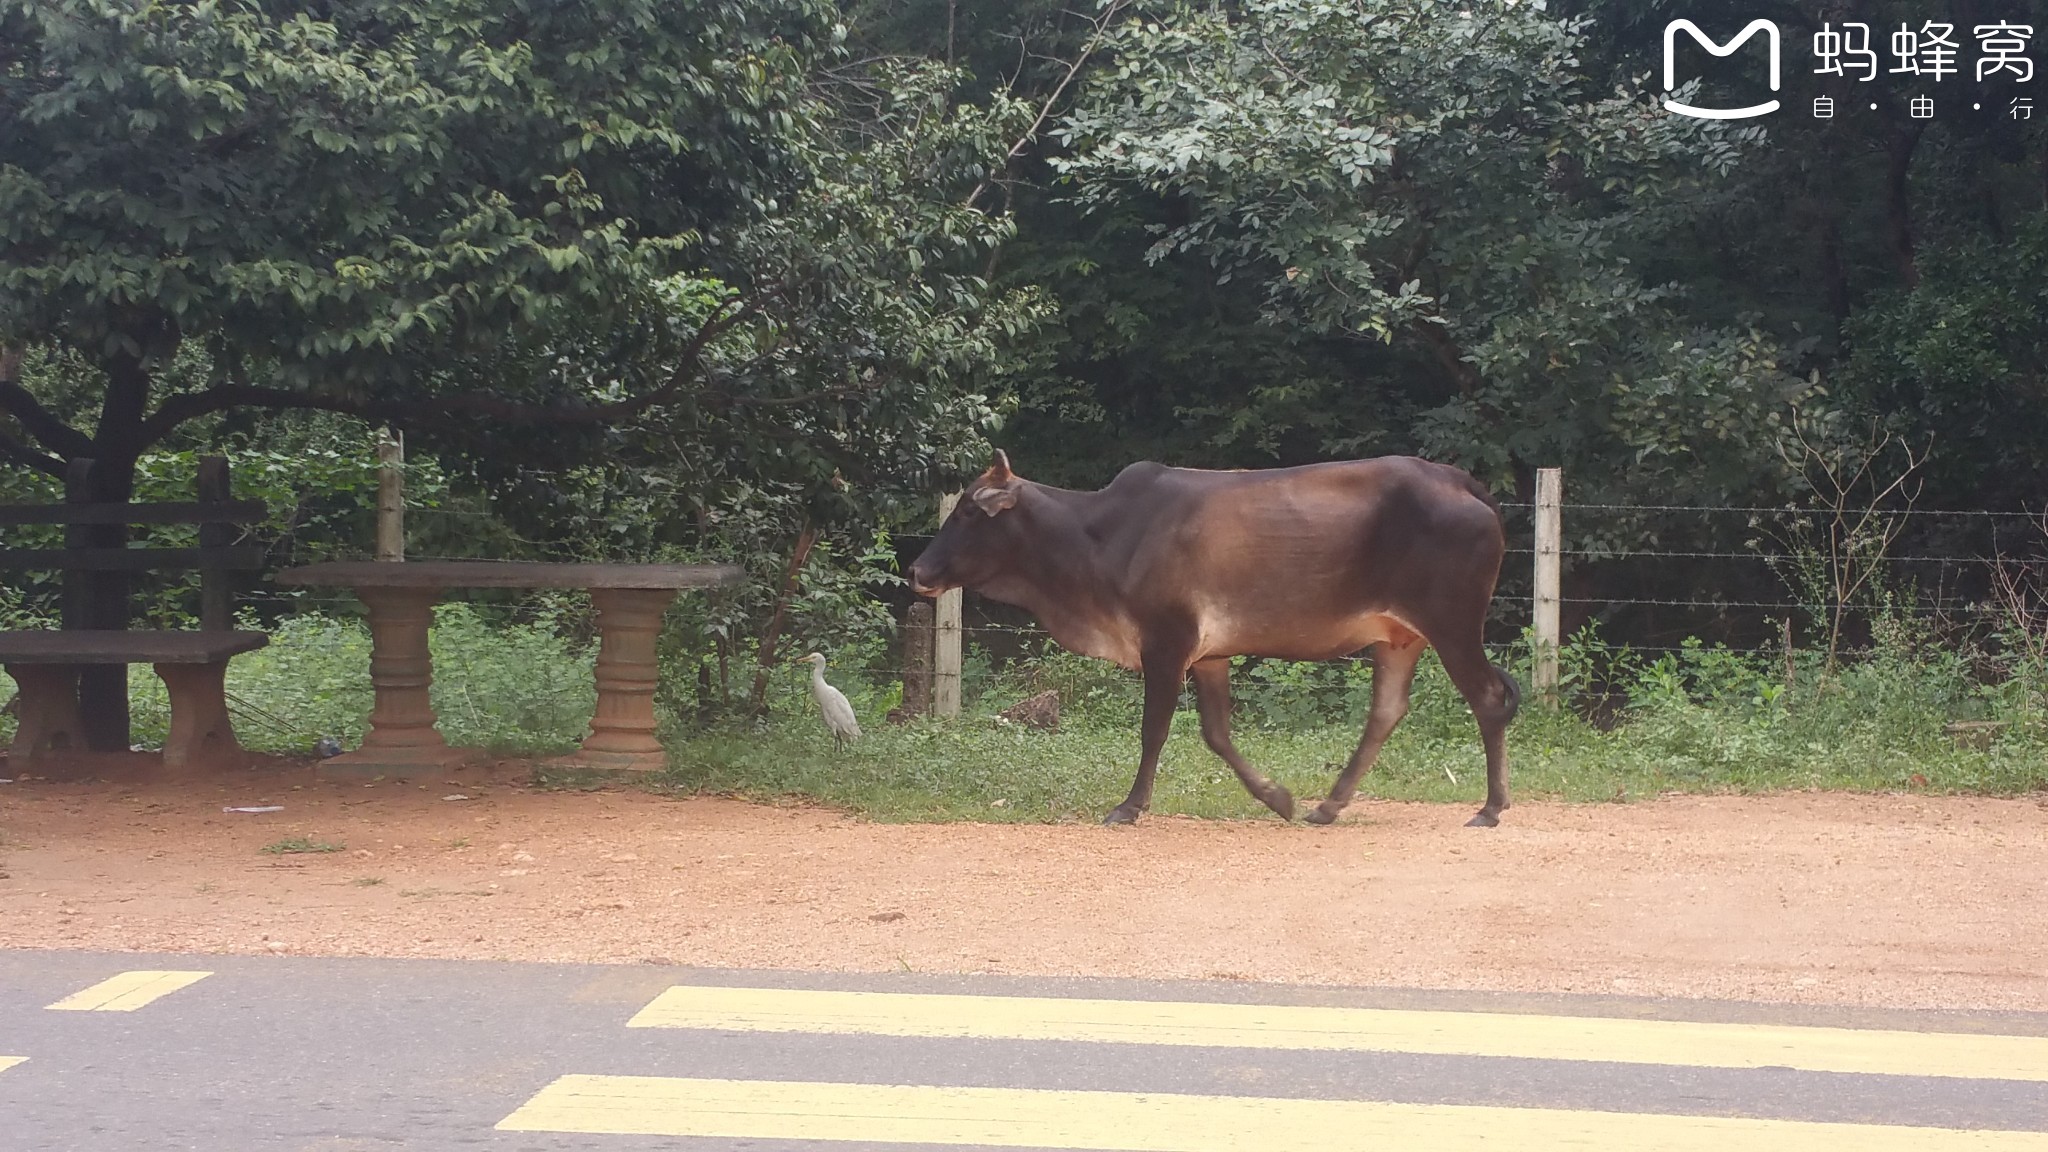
left=1840, top=213, right=2048, bottom=506
left=1054, top=0, right=1815, bottom=503
left=1561, top=0, right=2048, bottom=509
left=0, top=0, right=828, bottom=500
left=2, top=0, right=1065, bottom=731
left=447, top=58, right=1055, bottom=709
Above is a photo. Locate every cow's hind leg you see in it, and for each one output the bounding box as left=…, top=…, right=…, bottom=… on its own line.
left=1435, top=637, right=1519, bottom=827
left=1190, top=659, right=1294, bottom=820
left=1306, top=639, right=1423, bottom=825
left=1104, top=651, right=1190, bottom=825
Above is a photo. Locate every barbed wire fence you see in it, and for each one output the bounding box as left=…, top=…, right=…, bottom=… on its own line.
left=388, top=475, right=2048, bottom=716
left=876, top=472, right=2048, bottom=718
left=19, top=458, right=2039, bottom=722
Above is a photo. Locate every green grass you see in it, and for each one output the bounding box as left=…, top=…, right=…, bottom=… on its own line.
left=648, top=631, right=2048, bottom=822
left=645, top=702, right=2048, bottom=823
left=261, top=836, right=345, bottom=855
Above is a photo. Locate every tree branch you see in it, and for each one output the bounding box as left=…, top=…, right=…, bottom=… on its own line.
left=0, top=351, right=95, bottom=459
left=134, top=292, right=772, bottom=449
left=0, top=427, right=65, bottom=477
left=964, top=0, right=1134, bottom=211
left=725, top=382, right=877, bottom=409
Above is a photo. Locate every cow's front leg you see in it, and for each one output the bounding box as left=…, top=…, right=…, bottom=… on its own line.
left=1104, top=653, right=1189, bottom=825
left=1190, top=658, right=1294, bottom=820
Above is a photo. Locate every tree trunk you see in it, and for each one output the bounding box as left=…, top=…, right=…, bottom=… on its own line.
left=1884, top=122, right=1925, bottom=289
left=1818, top=213, right=1849, bottom=323
left=748, top=521, right=820, bottom=713
left=66, top=452, right=142, bottom=750
left=53, top=345, right=162, bottom=751
left=1413, top=317, right=1483, bottom=398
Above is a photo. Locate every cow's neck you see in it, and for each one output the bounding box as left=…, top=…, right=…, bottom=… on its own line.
left=977, top=484, right=1137, bottom=668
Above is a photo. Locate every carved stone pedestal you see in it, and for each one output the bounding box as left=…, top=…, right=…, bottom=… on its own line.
left=322, top=586, right=469, bottom=779
left=553, top=587, right=679, bottom=774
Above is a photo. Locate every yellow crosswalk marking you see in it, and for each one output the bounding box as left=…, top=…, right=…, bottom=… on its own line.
left=497, top=1075, right=2048, bottom=1150
left=45, top=970, right=212, bottom=1012
left=629, top=985, right=2048, bottom=1083
left=0, top=1057, right=25, bottom=1074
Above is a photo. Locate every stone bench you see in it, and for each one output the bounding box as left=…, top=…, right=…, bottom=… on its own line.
left=0, top=455, right=269, bottom=773
left=1, top=630, right=268, bottom=771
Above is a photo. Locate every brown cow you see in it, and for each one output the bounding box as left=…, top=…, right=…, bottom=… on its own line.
left=909, top=452, right=1521, bottom=827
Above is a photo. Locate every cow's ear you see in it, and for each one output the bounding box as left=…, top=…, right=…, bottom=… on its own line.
left=972, top=482, right=1018, bottom=516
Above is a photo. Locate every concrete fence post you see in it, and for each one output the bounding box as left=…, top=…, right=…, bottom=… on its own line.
left=935, top=492, right=963, bottom=717
left=1533, top=467, right=1562, bottom=705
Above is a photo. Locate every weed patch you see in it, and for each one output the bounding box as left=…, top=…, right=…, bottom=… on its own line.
left=261, top=837, right=345, bottom=855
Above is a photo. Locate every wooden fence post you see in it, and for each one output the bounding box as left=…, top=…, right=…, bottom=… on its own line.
left=61, top=458, right=94, bottom=633
left=375, top=428, right=404, bottom=562
left=1533, top=467, right=1562, bottom=706
left=934, top=492, right=963, bottom=717
left=197, top=456, right=232, bottom=631
left=902, top=600, right=935, bottom=718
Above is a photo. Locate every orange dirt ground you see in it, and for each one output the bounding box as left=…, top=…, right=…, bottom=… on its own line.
left=3, top=760, right=2046, bottom=1011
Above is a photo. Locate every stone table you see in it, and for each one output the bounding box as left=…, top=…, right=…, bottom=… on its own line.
left=275, top=561, right=744, bottom=776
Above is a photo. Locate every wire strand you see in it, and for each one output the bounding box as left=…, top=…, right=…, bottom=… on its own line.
left=1499, top=501, right=2044, bottom=518
left=1501, top=547, right=2024, bottom=564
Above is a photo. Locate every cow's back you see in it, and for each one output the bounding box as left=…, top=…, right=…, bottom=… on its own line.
left=1090, top=457, right=1504, bottom=660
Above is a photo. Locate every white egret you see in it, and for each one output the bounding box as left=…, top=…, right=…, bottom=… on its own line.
left=799, top=652, right=861, bottom=750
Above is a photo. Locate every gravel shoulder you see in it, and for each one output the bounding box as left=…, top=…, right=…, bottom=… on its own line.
left=3, top=761, right=2045, bottom=1011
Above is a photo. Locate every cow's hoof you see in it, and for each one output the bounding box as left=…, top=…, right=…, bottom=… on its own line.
left=1303, top=804, right=1341, bottom=826
left=1261, top=786, right=1296, bottom=821
left=1102, top=805, right=1143, bottom=826
left=1464, top=810, right=1500, bottom=828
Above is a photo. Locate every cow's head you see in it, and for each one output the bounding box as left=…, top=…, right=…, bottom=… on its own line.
left=908, top=450, right=1025, bottom=598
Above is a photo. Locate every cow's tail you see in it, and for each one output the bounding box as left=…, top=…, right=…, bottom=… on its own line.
left=1443, top=464, right=1517, bottom=719
left=1491, top=663, right=1522, bottom=723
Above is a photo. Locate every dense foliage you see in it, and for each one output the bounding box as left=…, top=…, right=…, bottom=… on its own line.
left=1052, top=0, right=1807, bottom=507
left=936, top=0, right=2048, bottom=648
left=0, top=0, right=834, bottom=495
left=4, top=0, right=2047, bottom=744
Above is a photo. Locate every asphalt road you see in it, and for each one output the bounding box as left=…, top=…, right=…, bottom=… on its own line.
left=5, top=949, right=2048, bottom=1151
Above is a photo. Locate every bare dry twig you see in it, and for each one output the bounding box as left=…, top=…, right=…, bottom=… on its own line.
left=964, top=0, right=1136, bottom=212
left=1770, top=413, right=1929, bottom=674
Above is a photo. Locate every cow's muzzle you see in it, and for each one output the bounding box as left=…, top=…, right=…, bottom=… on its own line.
left=907, top=564, right=947, bottom=598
